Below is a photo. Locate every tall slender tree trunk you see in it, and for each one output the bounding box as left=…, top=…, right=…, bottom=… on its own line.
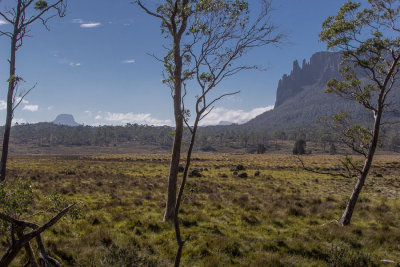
left=339, top=107, right=382, bottom=226
left=0, top=86, right=15, bottom=181
left=164, top=101, right=183, bottom=221
left=174, top=117, right=199, bottom=266
left=164, top=35, right=184, bottom=222
left=0, top=2, right=20, bottom=181
left=174, top=241, right=184, bottom=267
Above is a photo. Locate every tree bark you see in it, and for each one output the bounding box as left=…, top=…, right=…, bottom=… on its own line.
left=339, top=107, right=382, bottom=226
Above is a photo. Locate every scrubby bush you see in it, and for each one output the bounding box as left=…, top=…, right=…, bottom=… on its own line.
left=293, top=139, right=306, bottom=155
left=329, top=143, right=337, bottom=155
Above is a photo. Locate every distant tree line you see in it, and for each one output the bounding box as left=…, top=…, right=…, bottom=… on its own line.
left=4, top=123, right=174, bottom=147
left=2, top=122, right=399, bottom=153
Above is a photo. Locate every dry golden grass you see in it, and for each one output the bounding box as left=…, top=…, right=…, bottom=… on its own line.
left=1, top=153, right=400, bottom=266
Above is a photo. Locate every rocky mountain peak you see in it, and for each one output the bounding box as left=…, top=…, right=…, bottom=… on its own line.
left=274, top=52, right=342, bottom=108
left=52, top=114, right=80, bottom=127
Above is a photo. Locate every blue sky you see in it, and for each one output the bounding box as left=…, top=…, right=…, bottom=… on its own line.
left=0, top=0, right=350, bottom=126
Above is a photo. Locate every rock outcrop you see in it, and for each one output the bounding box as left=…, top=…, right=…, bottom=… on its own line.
left=244, top=51, right=400, bottom=131
left=275, top=52, right=341, bottom=108
left=52, top=114, right=80, bottom=126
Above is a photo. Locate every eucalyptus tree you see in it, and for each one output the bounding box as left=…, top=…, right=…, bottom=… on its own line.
left=136, top=0, right=189, bottom=222
left=320, top=0, right=400, bottom=226
left=0, top=0, right=66, bottom=181
left=137, top=0, right=281, bottom=224
left=136, top=0, right=281, bottom=265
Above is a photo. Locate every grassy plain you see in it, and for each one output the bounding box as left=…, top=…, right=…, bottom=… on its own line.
left=1, top=153, right=400, bottom=266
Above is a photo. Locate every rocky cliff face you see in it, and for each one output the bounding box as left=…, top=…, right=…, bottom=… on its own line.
left=244, top=51, right=400, bottom=131
left=52, top=114, right=80, bottom=127
left=275, top=52, right=342, bottom=107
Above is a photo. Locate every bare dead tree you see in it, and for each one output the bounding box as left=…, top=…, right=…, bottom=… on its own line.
left=0, top=0, right=67, bottom=181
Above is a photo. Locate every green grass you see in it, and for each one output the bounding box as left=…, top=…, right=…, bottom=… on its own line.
left=1, top=153, right=400, bottom=266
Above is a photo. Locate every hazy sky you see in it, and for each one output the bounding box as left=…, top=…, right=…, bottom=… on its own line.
left=0, top=0, right=350, bottom=126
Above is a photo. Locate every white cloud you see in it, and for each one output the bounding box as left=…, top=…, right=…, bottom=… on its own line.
left=13, top=118, right=26, bottom=125
left=47, top=106, right=54, bottom=110
left=96, top=112, right=171, bottom=126
left=122, top=59, right=135, bottom=64
left=22, top=105, right=39, bottom=112
left=199, top=105, right=274, bottom=126
left=51, top=50, right=60, bottom=57
left=68, top=62, right=81, bottom=67
left=0, top=19, right=7, bottom=25
left=15, top=97, right=29, bottom=104
left=57, top=59, right=81, bottom=67
left=72, top=18, right=83, bottom=24
left=0, top=100, right=6, bottom=110
left=73, top=19, right=101, bottom=29
left=69, top=62, right=81, bottom=67
left=80, top=22, right=101, bottom=28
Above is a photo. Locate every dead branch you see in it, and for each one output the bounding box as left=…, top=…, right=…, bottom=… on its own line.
left=296, top=155, right=354, bottom=179
left=12, top=83, right=36, bottom=111
left=0, top=203, right=75, bottom=266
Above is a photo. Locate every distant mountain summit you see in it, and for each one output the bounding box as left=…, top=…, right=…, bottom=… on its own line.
left=218, top=121, right=235, bottom=126
left=52, top=114, right=80, bottom=126
left=244, top=51, right=400, bottom=130
left=274, top=52, right=342, bottom=108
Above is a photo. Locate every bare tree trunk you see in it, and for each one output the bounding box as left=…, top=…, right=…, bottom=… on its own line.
left=173, top=118, right=199, bottom=266
left=339, top=108, right=382, bottom=226
left=174, top=242, right=184, bottom=267
left=164, top=33, right=185, bottom=222
left=339, top=172, right=367, bottom=226
left=0, top=1, right=20, bottom=181
left=164, top=111, right=183, bottom=221
left=0, top=92, right=14, bottom=181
